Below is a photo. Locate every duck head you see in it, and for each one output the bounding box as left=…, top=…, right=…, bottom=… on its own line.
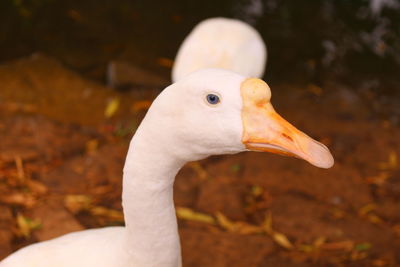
left=142, top=69, right=333, bottom=168
left=172, top=17, right=266, bottom=82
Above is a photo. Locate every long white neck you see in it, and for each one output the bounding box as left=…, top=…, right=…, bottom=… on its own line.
left=122, top=124, right=185, bottom=267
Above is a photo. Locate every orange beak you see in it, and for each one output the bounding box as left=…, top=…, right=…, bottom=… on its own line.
left=241, top=78, right=334, bottom=169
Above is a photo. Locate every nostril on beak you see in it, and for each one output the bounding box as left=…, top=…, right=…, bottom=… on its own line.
left=281, top=133, right=293, bottom=142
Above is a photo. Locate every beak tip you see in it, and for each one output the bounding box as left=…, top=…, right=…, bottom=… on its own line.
left=313, top=154, right=334, bottom=169
left=307, top=141, right=334, bottom=169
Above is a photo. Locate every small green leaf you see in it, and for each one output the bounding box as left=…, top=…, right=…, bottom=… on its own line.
left=230, top=164, right=241, bottom=172
left=354, top=242, right=372, bottom=251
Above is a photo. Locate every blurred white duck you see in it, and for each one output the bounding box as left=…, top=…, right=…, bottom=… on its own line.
left=172, top=17, right=267, bottom=82
left=1, top=69, right=333, bottom=267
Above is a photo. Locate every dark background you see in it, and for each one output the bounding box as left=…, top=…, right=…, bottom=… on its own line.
left=1, top=0, right=399, bottom=86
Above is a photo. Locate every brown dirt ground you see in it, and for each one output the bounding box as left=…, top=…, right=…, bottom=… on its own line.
left=0, top=55, right=399, bottom=266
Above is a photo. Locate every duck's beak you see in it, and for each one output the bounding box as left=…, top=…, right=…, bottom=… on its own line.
left=241, top=78, right=334, bottom=169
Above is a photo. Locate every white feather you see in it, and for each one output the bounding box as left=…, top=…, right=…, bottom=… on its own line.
left=172, top=17, right=267, bottom=82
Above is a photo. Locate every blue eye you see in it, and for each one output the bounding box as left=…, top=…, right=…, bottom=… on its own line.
left=206, top=94, right=220, bottom=105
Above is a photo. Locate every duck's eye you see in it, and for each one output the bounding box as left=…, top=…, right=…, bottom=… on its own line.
left=206, top=94, right=220, bottom=105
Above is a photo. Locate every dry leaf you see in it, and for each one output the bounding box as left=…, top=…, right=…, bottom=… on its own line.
left=378, top=151, right=397, bottom=170
left=91, top=185, right=113, bottom=195
left=313, top=236, right=326, bottom=247
left=16, top=213, right=41, bottom=238
left=358, top=203, right=383, bottom=224
left=157, top=57, right=174, bottom=68
left=367, top=214, right=383, bottom=224
left=389, top=151, right=397, bottom=168
left=234, top=222, right=263, bottom=235
left=176, top=207, right=215, bottom=225
left=320, top=240, right=354, bottom=251
left=26, top=179, right=48, bottom=195
left=14, top=156, right=25, bottom=183
left=298, top=237, right=326, bottom=253
left=105, top=97, right=120, bottom=118
left=64, top=195, right=92, bottom=213
left=372, top=259, right=389, bottom=267
left=236, top=223, right=259, bottom=234
left=72, top=165, right=85, bottom=175
left=366, top=172, right=389, bottom=186
left=307, top=84, right=323, bottom=96
left=86, top=139, right=99, bottom=154
left=132, top=100, right=152, bottom=113
left=271, top=231, right=294, bottom=250
left=90, top=206, right=124, bottom=222
left=358, top=203, right=377, bottom=216
left=0, top=193, right=36, bottom=208
left=298, top=244, right=314, bottom=252
left=251, top=186, right=263, bottom=197
left=0, top=102, right=36, bottom=113
left=261, top=212, right=272, bottom=233
left=351, top=250, right=368, bottom=261
left=65, top=195, right=123, bottom=222
left=188, top=162, right=208, bottom=180
left=331, top=208, right=345, bottom=219
left=215, top=212, right=236, bottom=231
left=215, top=212, right=262, bottom=234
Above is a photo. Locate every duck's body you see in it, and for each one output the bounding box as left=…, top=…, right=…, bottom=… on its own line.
left=172, top=18, right=267, bottom=82
left=1, top=228, right=129, bottom=267
left=1, top=69, right=333, bottom=267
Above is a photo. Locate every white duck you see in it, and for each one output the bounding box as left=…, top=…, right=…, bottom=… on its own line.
left=0, top=69, right=333, bottom=267
left=172, top=17, right=267, bottom=82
